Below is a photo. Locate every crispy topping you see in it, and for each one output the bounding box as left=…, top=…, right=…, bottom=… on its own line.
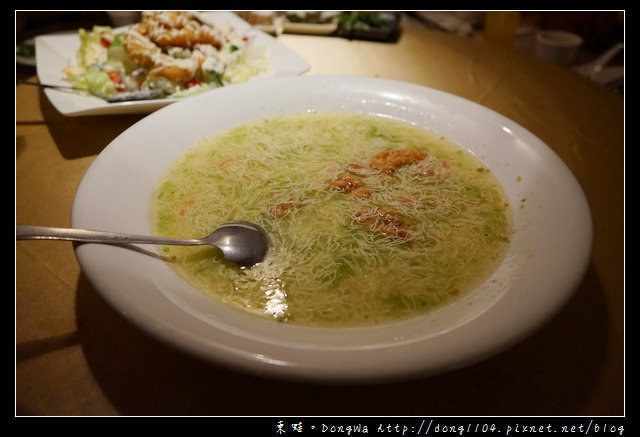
left=269, top=201, right=298, bottom=219
left=370, top=149, right=427, bottom=173
left=326, top=173, right=372, bottom=198
left=355, top=207, right=413, bottom=239
left=140, top=11, right=221, bottom=49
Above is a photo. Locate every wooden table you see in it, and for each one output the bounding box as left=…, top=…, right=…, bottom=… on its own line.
left=16, top=14, right=624, bottom=417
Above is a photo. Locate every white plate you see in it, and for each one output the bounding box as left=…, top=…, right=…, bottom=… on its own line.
left=34, top=12, right=310, bottom=116
left=72, top=75, right=592, bottom=382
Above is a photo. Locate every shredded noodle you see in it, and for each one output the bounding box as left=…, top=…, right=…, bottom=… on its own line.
left=151, top=112, right=512, bottom=326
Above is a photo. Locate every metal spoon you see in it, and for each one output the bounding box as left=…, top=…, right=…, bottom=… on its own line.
left=18, top=80, right=164, bottom=103
left=16, top=222, right=269, bottom=268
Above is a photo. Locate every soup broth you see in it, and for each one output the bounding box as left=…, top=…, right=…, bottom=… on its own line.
left=151, top=112, right=512, bottom=326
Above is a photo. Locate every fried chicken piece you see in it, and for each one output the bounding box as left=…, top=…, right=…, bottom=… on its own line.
left=147, top=53, right=198, bottom=82
left=122, top=23, right=160, bottom=68
left=140, top=11, right=221, bottom=49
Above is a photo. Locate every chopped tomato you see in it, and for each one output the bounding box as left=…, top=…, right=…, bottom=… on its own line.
left=107, top=70, right=121, bottom=83
left=179, top=199, right=196, bottom=216
left=107, top=71, right=125, bottom=91
left=184, top=79, right=200, bottom=89
left=218, top=158, right=232, bottom=168
left=100, top=35, right=111, bottom=48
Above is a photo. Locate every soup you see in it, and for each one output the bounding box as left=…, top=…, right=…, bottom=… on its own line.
left=151, top=112, right=512, bottom=326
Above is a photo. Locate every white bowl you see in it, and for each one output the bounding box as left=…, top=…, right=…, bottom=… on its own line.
left=72, top=75, right=592, bottom=382
left=535, top=30, right=583, bottom=66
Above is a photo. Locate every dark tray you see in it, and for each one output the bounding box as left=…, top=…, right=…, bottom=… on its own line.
left=335, top=12, right=402, bottom=42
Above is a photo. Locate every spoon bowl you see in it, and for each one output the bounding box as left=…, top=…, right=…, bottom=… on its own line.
left=201, top=222, right=270, bottom=267
left=16, top=222, right=269, bottom=268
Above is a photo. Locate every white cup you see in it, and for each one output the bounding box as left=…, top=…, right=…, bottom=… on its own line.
left=535, top=30, right=583, bottom=66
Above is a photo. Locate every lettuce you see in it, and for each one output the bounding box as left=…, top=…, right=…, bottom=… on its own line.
left=105, top=40, right=136, bottom=73
left=167, top=83, right=214, bottom=99
left=76, top=26, right=111, bottom=68
left=71, top=66, right=117, bottom=96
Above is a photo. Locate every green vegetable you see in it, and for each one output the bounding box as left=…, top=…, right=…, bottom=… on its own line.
left=106, top=43, right=136, bottom=73
left=202, top=70, right=224, bottom=87
left=71, top=66, right=117, bottom=96
left=168, top=83, right=214, bottom=99
left=338, top=12, right=387, bottom=30
left=76, top=26, right=111, bottom=68
left=17, top=43, right=35, bottom=58
left=112, top=33, right=124, bottom=46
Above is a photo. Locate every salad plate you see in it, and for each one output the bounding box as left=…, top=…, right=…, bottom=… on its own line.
left=34, top=11, right=310, bottom=116
left=71, top=75, right=592, bottom=382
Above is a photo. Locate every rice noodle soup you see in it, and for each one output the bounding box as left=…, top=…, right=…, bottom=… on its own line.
left=151, top=112, right=512, bottom=327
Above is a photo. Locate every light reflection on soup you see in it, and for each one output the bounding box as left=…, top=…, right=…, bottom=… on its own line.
left=151, top=112, right=512, bottom=326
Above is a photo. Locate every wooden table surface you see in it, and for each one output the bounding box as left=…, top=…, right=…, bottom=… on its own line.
left=16, top=13, right=624, bottom=417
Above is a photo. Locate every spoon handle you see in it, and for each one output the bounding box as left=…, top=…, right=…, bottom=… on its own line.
left=17, top=80, right=164, bottom=102
left=16, top=225, right=203, bottom=246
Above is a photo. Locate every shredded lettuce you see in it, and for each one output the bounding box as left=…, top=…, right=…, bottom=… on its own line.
left=168, top=83, right=215, bottom=99
left=71, top=66, right=117, bottom=96
left=105, top=43, right=136, bottom=73
left=223, top=47, right=268, bottom=84
left=76, top=26, right=110, bottom=68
